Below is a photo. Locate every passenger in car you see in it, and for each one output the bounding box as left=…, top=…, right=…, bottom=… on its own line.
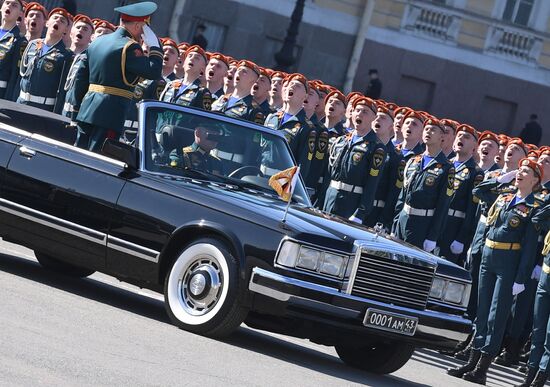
left=168, top=125, right=223, bottom=175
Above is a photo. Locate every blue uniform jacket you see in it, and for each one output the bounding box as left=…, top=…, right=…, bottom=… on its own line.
left=0, top=25, right=26, bottom=101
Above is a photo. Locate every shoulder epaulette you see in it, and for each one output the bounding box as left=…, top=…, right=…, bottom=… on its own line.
left=182, top=146, right=193, bottom=153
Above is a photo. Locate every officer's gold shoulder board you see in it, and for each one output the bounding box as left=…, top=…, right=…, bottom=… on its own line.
left=182, top=146, right=193, bottom=153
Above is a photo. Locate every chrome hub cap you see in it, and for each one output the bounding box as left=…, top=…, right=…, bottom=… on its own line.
left=179, top=258, right=223, bottom=316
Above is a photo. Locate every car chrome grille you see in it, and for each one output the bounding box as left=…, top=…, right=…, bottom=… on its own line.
left=350, top=251, right=435, bottom=310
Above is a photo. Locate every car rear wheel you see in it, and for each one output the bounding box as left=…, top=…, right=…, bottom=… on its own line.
left=35, top=252, right=95, bottom=278
left=164, top=237, right=248, bottom=338
left=335, top=341, right=415, bottom=374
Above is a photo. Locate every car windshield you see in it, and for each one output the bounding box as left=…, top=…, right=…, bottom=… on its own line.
left=141, top=105, right=310, bottom=205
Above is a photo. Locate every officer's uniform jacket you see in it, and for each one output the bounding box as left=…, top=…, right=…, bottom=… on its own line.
left=303, top=114, right=329, bottom=192
left=532, top=203, right=550, bottom=289
left=18, top=38, right=73, bottom=113
left=473, top=188, right=539, bottom=285
left=365, top=140, right=405, bottom=230
left=0, top=25, right=26, bottom=101
left=442, top=157, right=485, bottom=246
left=62, top=51, right=87, bottom=121
left=74, top=27, right=163, bottom=133
left=160, top=77, right=212, bottom=110
left=533, top=182, right=550, bottom=266
left=211, top=93, right=264, bottom=124
left=322, top=130, right=386, bottom=221
left=394, top=151, right=455, bottom=242
left=169, top=142, right=222, bottom=175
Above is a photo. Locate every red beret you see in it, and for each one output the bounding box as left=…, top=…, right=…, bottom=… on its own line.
left=346, top=92, right=363, bottom=106
left=507, top=138, right=529, bottom=155
left=74, top=14, right=94, bottom=29
left=324, top=90, right=346, bottom=106
left=184, top=45, right=208, bottom=62
left=238, top=60, right=261, bottom=76
left=352, top=96, right=377, bottom=113
left=404, top=110, right=426, bottom=124
left=271, top=71, right=287, bottom=80
left=25, top=2, right=47, bottom=17
left=478, top=131, right=499, bottom=146
left=424, top=117, right=445, bottom=132
left=160, top=38, right=178, bottom=51
left=48, top=7, right=73, bottom=23
left=208, top=52, right=230, bottom=67
left=440, top=119, right=459, bottom=132
left=376, top=105, right=394, bottom=120
left=395, top=106, right=412, bottom=117
left=539, top=146, right=550, bottom=157
left=519, top=158, right=543, bottom=180
left=286, top=73, right=309, bottom=93
left=457, top=124, right=479, bottom=140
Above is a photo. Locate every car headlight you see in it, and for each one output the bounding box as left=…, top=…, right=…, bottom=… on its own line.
left=444, top=282, right=466, bottom=304
left=429, top=276, right=470, bottom=307
left=276, top=241, right=349, bottom=278
left=429, top=277, right=446, bottom=299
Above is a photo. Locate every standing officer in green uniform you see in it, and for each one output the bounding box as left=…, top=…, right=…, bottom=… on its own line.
left=519, top=201, right=550, bottom=387
left=448, top=158, right=541, bottom=384
left=211, top=59, right=265, bottom=124
left=73, top=1, right=163, bottom=152
left=392, top=118, right=455, bottom=251
left=322, top=96, right=386, bottom=223
left=62, top=14, right=94, bottom=122
left=18, top=7, right=73, bottom=113
left=159, top=44, right=211, bottom=110
left=0, top=0, right=26, bottom=101
left=438, top=124, right=484, bottom=265
left=367, top=104, right=405, bottom=230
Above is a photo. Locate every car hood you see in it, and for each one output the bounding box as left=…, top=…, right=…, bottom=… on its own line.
left=156, top=175, right=471, bottom=281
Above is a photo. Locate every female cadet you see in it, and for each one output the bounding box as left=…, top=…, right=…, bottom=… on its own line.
left=519, top=202, right=550, bottom=387
left=448, top=158, right=543, bottom=385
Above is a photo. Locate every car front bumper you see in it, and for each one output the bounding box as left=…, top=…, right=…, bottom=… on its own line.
left=248, top=267, right=472, bottom=349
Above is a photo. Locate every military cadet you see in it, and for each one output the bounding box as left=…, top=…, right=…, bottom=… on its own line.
left=251, top=67, right=272, bottom=116
left=204, top=52, right=228, bottom=100
left=222, top=58, right=237, bottom=95
left=24, top=2, right=46, bottom=42
left=302, top=80, right=329, bottom=195
left=323, top=90, right=346, bottom=139
left=159, top=45, right=212, bottom=110
left=441, top=119, right=458, bottom=159
left=92, top=20, right=116, bottom=40
left=210, top=60, right=264, bottom=124
left=0, top=0, right=27, bottom=101
left=73, top=1, right=163, bottom=152
left=393, top=118, right=455, bottom=251
left=173, top=42, right=188, bottom=79
left=477, top=131, right=500, bottom=172
left=264, top=73, right=313, bottom=175
left=311, top=80, right=328, bottom=124
left=520, top=200, right=550, bottom=387
left=367, top=104, right=405, bottom=231
left=396, top=110, right=425, bottom=161
left=496, top=134, right=510, bottom=168
left=322, top=96, right=386, bottom=223
left=343, top=91, right=362, bottom=132
left=437, top=125, right=484, bottom=265
left=449, top=159, right=542, bottom=385
left=268, top=70, right=285, bottom=112
left=62, top=14, right=93, bottom=122
left=391, top=106, right=409, bottom=146
left=168, top=124, right=223, bottom=175
left=18, top=7, right=73, bottom=113
left=157, top=38, right=178, bottom=81
left=495, top=149, right=550, bottom=368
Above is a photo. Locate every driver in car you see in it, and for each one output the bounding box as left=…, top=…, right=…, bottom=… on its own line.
left=169, top=125, right=223, bottom=175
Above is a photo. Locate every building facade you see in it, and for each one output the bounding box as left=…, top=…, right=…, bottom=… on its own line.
left=36, top=0, right=550, bottom=142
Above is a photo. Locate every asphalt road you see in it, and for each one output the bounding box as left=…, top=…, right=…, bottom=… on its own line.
left=0, top=240, right=531, bottom=387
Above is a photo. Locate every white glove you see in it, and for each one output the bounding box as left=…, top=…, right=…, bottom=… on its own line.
left=497, top=170, right=517, bottom=184
left=450, top=240, right=464, bottom=255
left=141, top=25, right=159, bottom=48
left=512, top=282, right=525, bottom=296
left=532, top=265, right=542, bottom=281
left=423, top=239, right=437, bottom=253
left=349, top=215, right=361, bottom=224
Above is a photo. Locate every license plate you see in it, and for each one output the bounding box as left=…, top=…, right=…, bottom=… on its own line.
left=363, top=308, right=418, bottom=336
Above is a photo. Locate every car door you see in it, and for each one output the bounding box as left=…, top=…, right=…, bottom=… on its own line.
left=1, top=133, right=127, bottom=271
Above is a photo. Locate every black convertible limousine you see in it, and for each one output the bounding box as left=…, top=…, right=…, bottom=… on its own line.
left=0, top=100, right=472, bottom=374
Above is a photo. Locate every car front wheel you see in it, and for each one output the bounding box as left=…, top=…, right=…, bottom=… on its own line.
left=335, top=341, right=415, bottom=374
left=164, top=237, right=248, bottom=338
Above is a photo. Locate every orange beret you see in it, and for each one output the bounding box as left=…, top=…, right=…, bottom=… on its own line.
left=48, top=7, right=73, bottom=22
left=258, top=67, right=271, bottom=79
left=440, top=119, right=458, bottom=132
left=96, top=20, right=116, bottom=31
left=177, top=42, right=189, bottom=55
left=271, top=71, right=287, bottom=80
left=324, top=90, right=346, bottom=106
left=160, top=38, right=178, bottom=51
left=238, top=60, right=260, bottom=76
left=424, top=117, right=445, bottom=132
left=528, top=150, right=541, bottom=159
left=539, top=146, right=550, bottom=157
left=507, top=138, right=529, bottom=155
left=527, top=143, right=539, bottom=151
left=346, top=92, right=363, bottom=106
left=287, top=73, right=309, bottom=93
left=457, top=124, right=479, bottom=140
left=519, top=158, right=543, bottom=180
left=385, top=102, right=398, bottom=113
left=352, top=96, right=377, bottom=113
left=184, top=45, right=208, bottom=62
left=73, top=14, right=94, bottom=29
left=395, top=106, right=412, bottom=117
left=25, top=2, right=47, bottom=17
left=478, top=131, right=499, bottom=146
left=404, top=110, right=426, bottom=124
left=208, top=52, right=229, bottom=67
left=376, top=105, right=394, bottom=120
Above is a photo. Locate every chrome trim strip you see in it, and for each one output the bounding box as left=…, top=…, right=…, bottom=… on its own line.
left=0, top=122, right=32, bottom=137
left=0, top=198, right=160, bottom=263
left=249, top=267, right=471, bottom=343
left=107, top=235, right=160, bottom=263
left=0, top=198, right=106, bottom=244
left=30, top=133, right=128, bottom=169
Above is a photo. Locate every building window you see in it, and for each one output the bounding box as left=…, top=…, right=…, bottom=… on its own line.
left=503, top=0, right=534, bottom=26
left=188, top=19, right=227, bottom=52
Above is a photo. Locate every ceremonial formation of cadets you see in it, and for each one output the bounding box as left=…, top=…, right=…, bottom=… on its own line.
left=1, top=1, right=550, bottom=385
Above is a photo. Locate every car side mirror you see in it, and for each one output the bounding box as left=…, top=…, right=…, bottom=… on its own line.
left=102, top=139, right=138, bottom=170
